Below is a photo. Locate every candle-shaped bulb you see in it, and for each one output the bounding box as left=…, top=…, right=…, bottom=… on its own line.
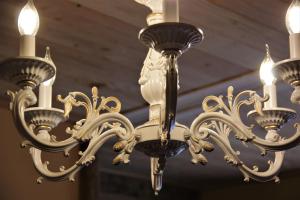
left=260, top=44, right=275, bottom=85
left=286, top=0, right=300, bottom=34
left=18, top=0, right=40, bottom=36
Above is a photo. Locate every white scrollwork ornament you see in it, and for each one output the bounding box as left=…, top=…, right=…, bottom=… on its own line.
left=8, top=86, right=137, bottom=182
left=187, top=86, right=300, bottom=182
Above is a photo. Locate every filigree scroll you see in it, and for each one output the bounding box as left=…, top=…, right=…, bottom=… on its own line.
left=57, top=86, right=121, bottom=120
left=187, top=86, right=300, bottom=182
left=31, top=118, right=136, bottom=183
left=57, top=87, right=122, bottom=141
left=186, top=128, right=214, bottom=165
left=7, top=86, right=136, bottom=182
left=8, top=88, right=78, bottom=151
left=199, top=86, right=300, bottom=150
left=190, top=124, right=284, bottom=183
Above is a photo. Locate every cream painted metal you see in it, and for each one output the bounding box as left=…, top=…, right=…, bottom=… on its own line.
left=289, top=33, right=300, bottom=58
left=3, top=0, right=300, bottom=195
left=19, top=35, right=36, bottom=57
left=163, top=0, right=179, bottom=22
left=136, top=0, right=173, bottom=193
left=38, top=47, right=55, bottom=108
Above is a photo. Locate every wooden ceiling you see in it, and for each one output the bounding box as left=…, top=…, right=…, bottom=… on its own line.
left=1, top=0, right=289, bottom=114
left=1, top=0, right=300, bottom=187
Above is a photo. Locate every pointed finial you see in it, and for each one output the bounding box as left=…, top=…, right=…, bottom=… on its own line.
left=265, top=44, right=270, bottom=57
left=91, top=86, right=99, bottom=109
left=263, top=43, right=274, bottom=62
left=44, top=46, right=53, bottom=62
left=92, top=86, right=99, bottom=99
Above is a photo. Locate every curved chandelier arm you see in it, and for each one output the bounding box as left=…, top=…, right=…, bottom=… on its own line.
left=8, top=88, right=78, bottom=152
left=7, top=87, right=131, bottom=153
left=188, top=124, right=284, bottom=182
left=30, top=124, right=136, bottom=183
left=31, top=147, right=82, bottom=183
left=199, top=86, right=300, bottom=151
left=201, top=127, right=284, bottom=182
left=193, top=112, right=300, bottom=151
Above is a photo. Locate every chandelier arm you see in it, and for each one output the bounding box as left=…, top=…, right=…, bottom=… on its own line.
left=191, top=112, right=300, bottom=151
left=197, top=127, right=283, bottom=182
left=76, top=113, right=136, bottom=141
left=202, top=88, right=266, bottom=122
left=30, top=125, right=135, bottom=183
left=30, top=147, right=82, bottom=182
left=8, top=88, right=135, bottom=154
left=8, top=88, right=79, bottom=152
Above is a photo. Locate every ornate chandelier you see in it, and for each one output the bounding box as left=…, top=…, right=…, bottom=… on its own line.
left=2, top=0, right=300, bottom=195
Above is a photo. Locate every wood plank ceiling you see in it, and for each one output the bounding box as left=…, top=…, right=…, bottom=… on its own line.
left=1, top=0, right=300, bottom=187
left=0, top=0, right=290, bottom=112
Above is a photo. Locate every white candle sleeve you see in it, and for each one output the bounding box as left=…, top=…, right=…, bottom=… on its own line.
left=38, top=83, right=52, bottom=108
left=19, top=35, right=36, bottom=56
left=163, top=0, right=179, bottom=22
left=289, top=33, right=300, bottom=58
left=263, top=84, right=277, bottom=109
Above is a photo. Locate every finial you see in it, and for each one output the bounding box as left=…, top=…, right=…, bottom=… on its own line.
left=44, top=46, right=53, bottom=62
left=263, top=44, right=274, bottom=63
left=265, top=44, right=270, bottom=57
left=92, top=86, right=99, bottom=99
left=91, top=86, right=99, bottom=109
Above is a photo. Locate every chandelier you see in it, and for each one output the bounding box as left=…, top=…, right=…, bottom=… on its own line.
left=2, top=0, right=300, bottom=195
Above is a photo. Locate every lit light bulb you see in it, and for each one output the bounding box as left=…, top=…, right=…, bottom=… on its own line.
left=260, top=44, right=275, bottom=85
left=18, top=0, right=40, bottom=36
left=286, top=0, right=300, bottom=34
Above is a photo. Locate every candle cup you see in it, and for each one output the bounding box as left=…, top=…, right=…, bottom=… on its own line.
left=248, top=108, right=296, bottom=133
left=0, top=57, right=56, bottom=89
